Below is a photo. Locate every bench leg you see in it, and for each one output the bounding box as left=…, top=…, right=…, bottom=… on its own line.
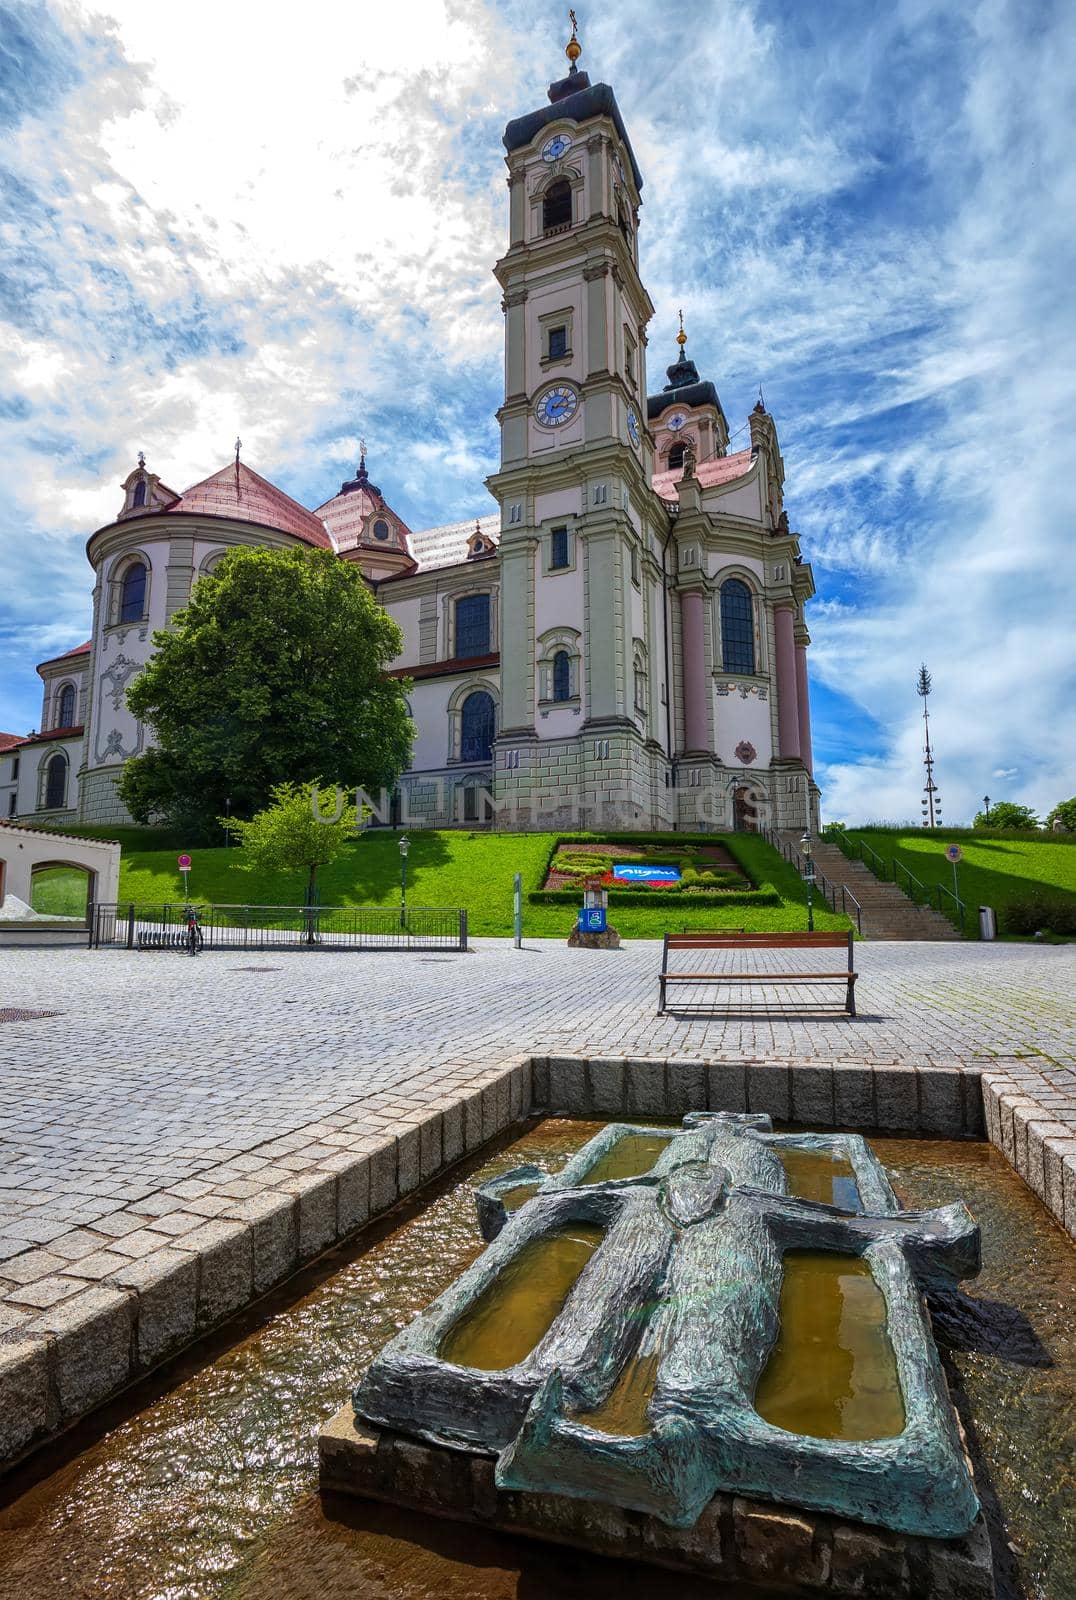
left=846, top=980, right=856, bottom=1018
left=658, top=976, right=666, bottom=1014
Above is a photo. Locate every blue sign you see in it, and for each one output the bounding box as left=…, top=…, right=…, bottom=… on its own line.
left=577, top=907, right=607, bottom=933
left=613, top=864, right=681, bottom=882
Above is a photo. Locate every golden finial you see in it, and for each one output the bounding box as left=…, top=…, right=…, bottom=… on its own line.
left=676, top=308, right=687, bottom=350
left=566, top=8, right=581, bottom=65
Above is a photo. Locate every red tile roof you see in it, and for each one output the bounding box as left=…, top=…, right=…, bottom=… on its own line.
left=652, top=447, right=755, bottom=503
left=0, top=732, right=23, bottom=752
left=388, top=653, right=499, bottom=681
left=166, top=462, right=333, bottom=548
left=37, top=640, right=92, bottom=670
left=16, top=725, right=84, bottom=747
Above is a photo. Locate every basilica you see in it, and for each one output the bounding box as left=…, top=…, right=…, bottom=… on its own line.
left=0, top=32, right=819, bottom=836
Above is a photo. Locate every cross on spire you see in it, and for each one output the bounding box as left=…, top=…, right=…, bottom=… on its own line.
left=137, top=450, right=146, bottom=469
left=676, top=308, right=687, bottom=349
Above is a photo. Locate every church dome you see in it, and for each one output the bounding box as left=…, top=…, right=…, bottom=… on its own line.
left=164, top=461, right=333, bottom=547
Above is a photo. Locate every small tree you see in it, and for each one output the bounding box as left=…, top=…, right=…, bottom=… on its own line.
left=226, top=782, right=358, bottom=938
left=972, top=802, right=1040, bottom=830
left=1046, top=797, right=1076, bottom=832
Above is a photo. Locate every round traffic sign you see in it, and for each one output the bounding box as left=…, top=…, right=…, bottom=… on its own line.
left=944, top=844, right=963, bottom=863
left=177, top=853, right=192, bottom=870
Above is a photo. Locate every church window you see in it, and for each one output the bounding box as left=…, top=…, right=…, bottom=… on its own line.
left=667, top=443, right=685, bottom=471
left=44, top=752, right=67, bottom=810
left=550, top=527, right=569, bottom=569
left=720, top=579, right=756, bottom=675
left=455, top=594, right=491, bottom=658
left=552, top=650, right=571, bottom=702
left=543, top=179, right=572, bottom=233
left=119, top=561, right=147, bottom=624
left=634, top=661, right=647, bottom=712
left=630, top=544, right=640, bottom=586
left=6, top=793, right=14, bottom=817
left=132, top=479, right=147, bottom=508
left=56, top=684, right=76, bottom=727
left=460, top=691, right=495, bottom=763
left=373, top=519, right=390, bottom=540
left=548, top=325, right=567, bottom=359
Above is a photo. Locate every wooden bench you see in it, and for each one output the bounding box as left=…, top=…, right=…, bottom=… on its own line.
left=658, top=930, right=857, bottom=1016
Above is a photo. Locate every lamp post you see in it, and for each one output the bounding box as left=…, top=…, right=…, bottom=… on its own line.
left=398, top=834, right=410, bottom=929
left=983, top=794, right=991, bottom=825
left=224, top=796, right=231, bottom=848
left=800, top=829, right=815, bottom=933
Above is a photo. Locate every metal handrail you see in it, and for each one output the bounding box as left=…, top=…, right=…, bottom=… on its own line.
left=828, top=826, right=888, bottom=881
left=840, top=885, right=863, bottom=936
left=893, top=859, right=930, bottom=906
left=935, top=881, right=968, bottom=936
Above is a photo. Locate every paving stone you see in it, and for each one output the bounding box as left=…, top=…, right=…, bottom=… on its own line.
left=179, top=1221, right=252, bottom=1327
left=336, top=1156, right=371, bottom=1236
left=706, top=1060, right=746, bottom=1111
left=5, top=1276, right=88, bottom=1309
left=26, top=1285, right=133, bottom=1419
left=285, top=1173, right=338, bottom=1260
left=747, top=1063, right=791, bottom=1120
left=0, top=1340, right=49, bottom=1460
left=790, top=1065, right=835, bottom=1126
left=873, top=1068, right=918, bottom=1130
left=833, top=1066, right=873, bottom=1127
left=830, top=1524, right=910, bottom=1595
left=916, top=1067, right=964, bottom=1135
left=226, top=1193, right=297, bottom=1293
left=110, top=1248, right=198, bottom=1368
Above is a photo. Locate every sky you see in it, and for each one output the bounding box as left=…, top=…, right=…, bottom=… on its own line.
left=1, top=0, right=1074, bottom=825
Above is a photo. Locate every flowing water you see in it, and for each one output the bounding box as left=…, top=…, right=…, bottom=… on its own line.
left=439, top=1223, right=604, bottom=1370
left=0, top=1123, right=1072, bottom=1600
left=754, top=1251, right=905, bottom=1440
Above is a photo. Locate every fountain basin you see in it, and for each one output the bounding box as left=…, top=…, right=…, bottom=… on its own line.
left=351, top=1114, right=983, bottom=1545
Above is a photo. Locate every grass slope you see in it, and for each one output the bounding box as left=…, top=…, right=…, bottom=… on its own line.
left=116, top=830, right=851, bottom=940
left=842, top=828, right=1076, bottom=938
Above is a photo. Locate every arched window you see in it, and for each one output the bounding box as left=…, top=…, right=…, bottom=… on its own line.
left=56, top=684, right=76, bottom=727
left=543, top=179, right=572, bottom=233
left=667, top=443, right=685, bottom=471
left=720, top=578, right=755, bottom=675
left=460, top=691, right=495, bottom=763
left=119, top=561, right=147, bottom=624
left=455, top=593, right=491, bottom=658
left=132, top=479, right=148, bottom=508
left=552, top=650, right=571, bottom=702
left=44, top=753, right=67, bottom=810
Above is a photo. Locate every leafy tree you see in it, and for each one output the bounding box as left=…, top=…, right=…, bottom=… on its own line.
left=119, top=546, right=412, bottom=830
left=226, top=782, right=359, bottom=936
left=972, top=801, right=1040, bottom=830
left=1046, top=797, right=1076, bottom=832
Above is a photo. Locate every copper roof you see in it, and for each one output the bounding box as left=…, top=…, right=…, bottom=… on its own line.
left=651, top=448, right=755, bottom=504
left=166, top=461, right=333, bottom=548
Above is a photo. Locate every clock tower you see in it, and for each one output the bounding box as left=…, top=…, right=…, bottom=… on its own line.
left=486, top=21, right=673, bottom=828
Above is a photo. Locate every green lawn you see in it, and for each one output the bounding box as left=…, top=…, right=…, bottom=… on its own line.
left=840, top=828, right=1076, bottom=938
left=30, top=866, right=92, bottom=917
left=115, top=829, right=851, bottom=940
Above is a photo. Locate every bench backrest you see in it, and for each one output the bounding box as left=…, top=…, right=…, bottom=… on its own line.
left=665, top=932, right=850, bottom=949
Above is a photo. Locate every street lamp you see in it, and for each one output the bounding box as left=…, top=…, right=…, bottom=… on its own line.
left=983, top=794, right=991, bottom=824
left=800, top=829, right=816, bottom=933
left=224, top=795, right=231, bottom=848
left=398, top=834, right=410, bottom=929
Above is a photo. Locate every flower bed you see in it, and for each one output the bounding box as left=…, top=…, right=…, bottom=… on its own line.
left=540, top=837, right=759, bottom=898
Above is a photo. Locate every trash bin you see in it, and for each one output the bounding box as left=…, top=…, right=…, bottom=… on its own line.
left=978, top=906, right=996, bottom=941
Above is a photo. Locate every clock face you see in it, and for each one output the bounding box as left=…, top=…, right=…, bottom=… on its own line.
left=535, top=384, right=579, bottom=429
left=541, top=133, right=572, bottom=163
left=627, top=408, right=640, bottom=447
left=667, top=412, right=687, bottom=432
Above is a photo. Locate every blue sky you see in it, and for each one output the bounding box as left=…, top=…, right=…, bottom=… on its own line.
left=1, top=0, right=1074, bottom=824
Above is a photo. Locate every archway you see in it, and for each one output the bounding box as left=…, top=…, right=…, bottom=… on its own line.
left=30, top=861, right=95, bottom=920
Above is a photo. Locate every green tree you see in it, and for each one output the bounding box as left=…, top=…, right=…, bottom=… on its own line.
left=119, top=545, right=412, bottom=831
left=226, top=781, right=359, bottom=937
left=973, top=801, right=1040, bottom=830
left=1046, top=797, right=1076, bottom=832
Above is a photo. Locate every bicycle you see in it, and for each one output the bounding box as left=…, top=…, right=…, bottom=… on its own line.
left=185, top=904, right=204, bottom=956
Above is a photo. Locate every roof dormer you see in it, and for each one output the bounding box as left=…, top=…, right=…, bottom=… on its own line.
left=117, top=452, right=180, bottom=520
left=316, top=445, right=416, bottom=578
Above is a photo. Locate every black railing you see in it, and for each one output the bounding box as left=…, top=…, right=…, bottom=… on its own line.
left=829, top=827, right=968, bottom=936
left=91, top=903, right=468, bottom=953
left=763, top=827, right=861, bottom=934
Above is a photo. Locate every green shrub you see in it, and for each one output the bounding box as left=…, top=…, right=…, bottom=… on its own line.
left=553, top=851, right=614, bottom=878
left=1000, top=893, right=1076, bottom=936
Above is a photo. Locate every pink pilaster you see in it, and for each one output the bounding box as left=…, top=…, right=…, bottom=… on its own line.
left=774, top=605, right=801, bottom=761
left=795, top=642, right=813, bottom=774
left=680, top=590, right=708, bottom=751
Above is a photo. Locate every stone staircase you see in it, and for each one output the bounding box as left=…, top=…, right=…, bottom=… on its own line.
left=780, top=834, right=963, bottom=941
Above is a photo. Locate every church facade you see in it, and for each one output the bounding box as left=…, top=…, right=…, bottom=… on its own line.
left=1, top=42, right=819, bottom=838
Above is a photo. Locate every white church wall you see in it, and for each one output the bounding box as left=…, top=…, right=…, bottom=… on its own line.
left=534, top=488, right=580, bottom=522
left=713, top=686, right=773, bottom=768
left=705, top=478, right=764, bottom=520
left=383, top=595, right=421, bottom=667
